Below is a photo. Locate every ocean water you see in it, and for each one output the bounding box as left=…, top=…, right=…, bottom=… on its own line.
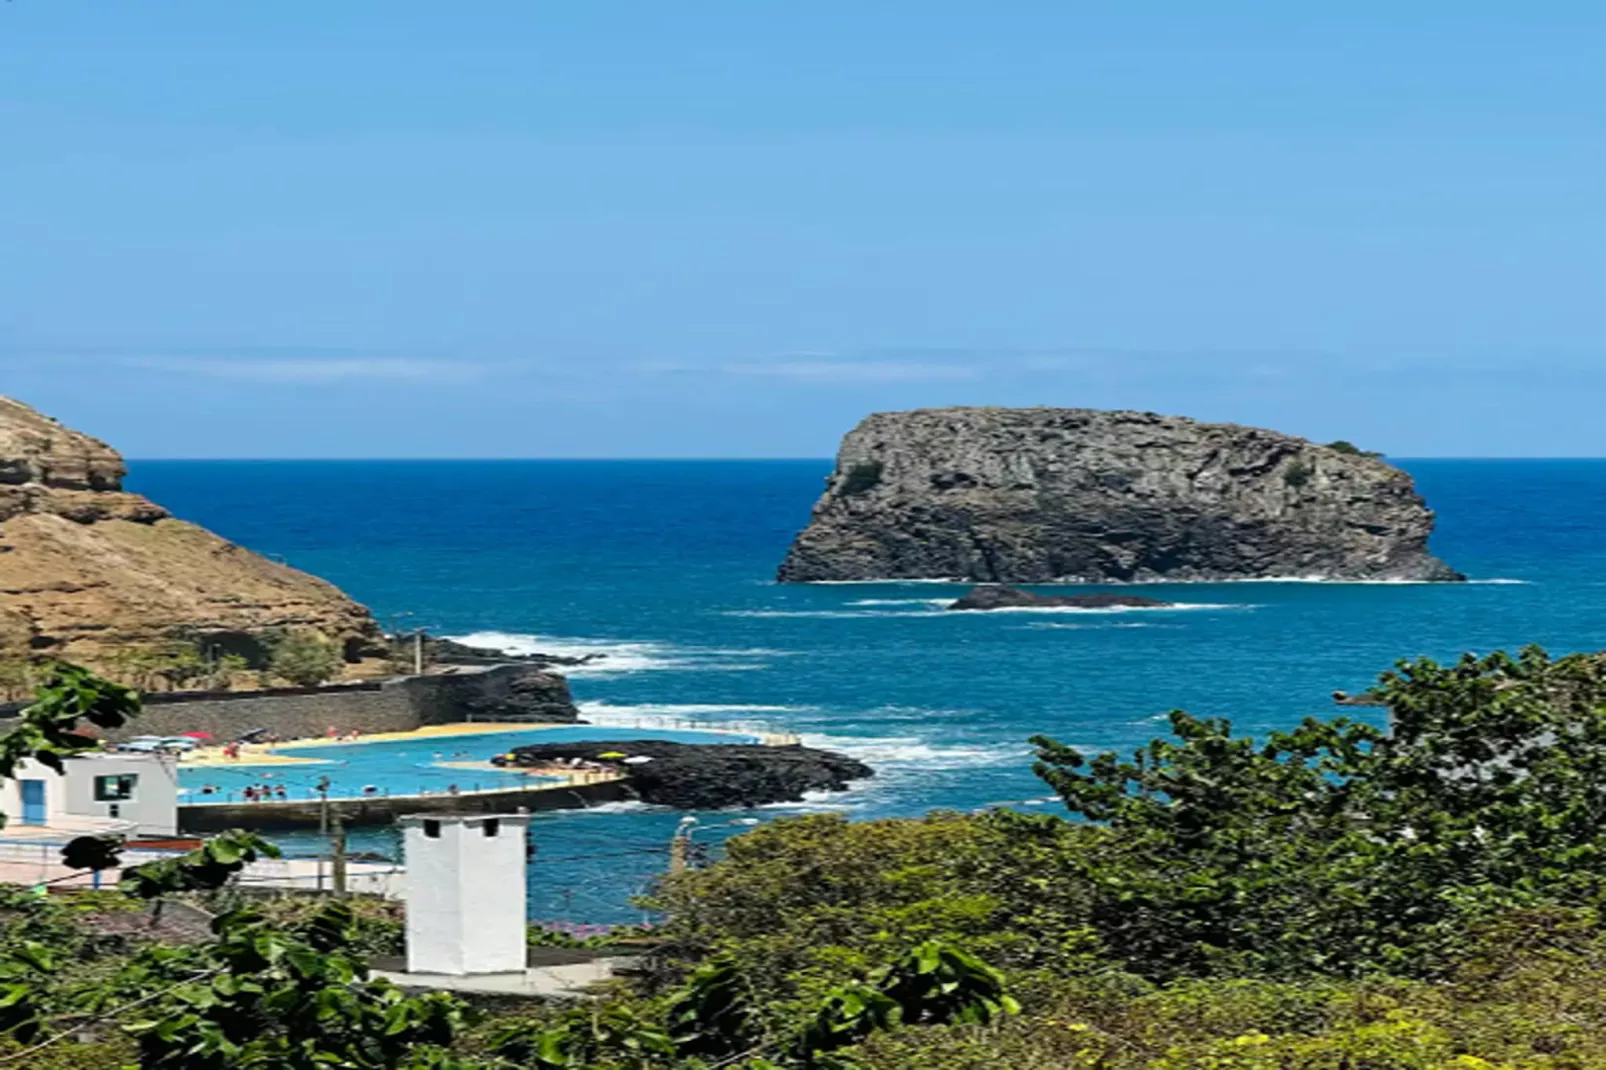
left=125, top=459, right=1606, bottom=922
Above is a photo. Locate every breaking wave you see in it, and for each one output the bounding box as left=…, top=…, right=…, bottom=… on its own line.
left=447, top=632, right=781, bottom=677
left=723, top=602, right=1252, bottom=619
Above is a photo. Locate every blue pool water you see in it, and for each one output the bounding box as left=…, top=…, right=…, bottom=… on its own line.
left=178, top=727, right=756, bottom=803
left=125, top=459, right=1606, bottom=922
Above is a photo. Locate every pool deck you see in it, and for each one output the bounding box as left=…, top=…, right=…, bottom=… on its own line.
left=179, top=771, right=634, bottom=831
left=180, top=721, right=583, bottom=768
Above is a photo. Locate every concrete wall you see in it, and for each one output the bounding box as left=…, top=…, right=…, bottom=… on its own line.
left=0, top=753, right=178, bottom=837
left=179, top=777, right=633, bottom=832
left=60, top=753, right=179, bottom=837
left=64, top=665, right=579, bottom=744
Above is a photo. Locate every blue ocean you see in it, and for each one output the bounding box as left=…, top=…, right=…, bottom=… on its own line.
left=125, top=460, right=1606, bottom=922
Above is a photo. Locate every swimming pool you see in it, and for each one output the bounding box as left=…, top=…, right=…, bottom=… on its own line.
left=179, top=726, right=758, bottom=803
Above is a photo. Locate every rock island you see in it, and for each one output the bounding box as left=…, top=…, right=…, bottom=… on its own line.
left=779, top=407, right=1463, bottom=584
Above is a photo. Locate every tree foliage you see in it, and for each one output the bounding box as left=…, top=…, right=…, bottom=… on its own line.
left=267, top=631, right=344, bottom=687
left=1032, top=645, right=1606, bottom=978
left=18, top=647, right=1606, bottom=1065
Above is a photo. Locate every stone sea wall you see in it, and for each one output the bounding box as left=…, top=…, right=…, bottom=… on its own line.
left=1, top=664, right=580, bottom=742
left=180, top=777, right=633, bottom=831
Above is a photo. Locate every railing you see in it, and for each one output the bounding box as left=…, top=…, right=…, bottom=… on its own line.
left=183, top=769, right=626, bottom=807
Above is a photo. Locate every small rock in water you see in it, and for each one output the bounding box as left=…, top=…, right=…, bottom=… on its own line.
left=947, top=585, right=1173, bottom=611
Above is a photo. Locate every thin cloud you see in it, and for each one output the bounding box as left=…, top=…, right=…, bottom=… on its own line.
left=720, top=360, right=982, bottom=383
left=121, top=356, right=481, bottom=384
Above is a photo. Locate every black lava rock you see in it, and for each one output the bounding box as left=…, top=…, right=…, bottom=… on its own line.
left=496, top=739, right=873, bottom=810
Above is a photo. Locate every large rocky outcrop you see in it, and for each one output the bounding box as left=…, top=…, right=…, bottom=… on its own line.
left=0, top=395, right=386, bottom=669
left=497, top=740, right=873, bottom=809
left=779, top=407, right=1462, bottom=583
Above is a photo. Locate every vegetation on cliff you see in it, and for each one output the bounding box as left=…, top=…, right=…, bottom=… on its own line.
left=11, top=648, right=1606, bottom=1065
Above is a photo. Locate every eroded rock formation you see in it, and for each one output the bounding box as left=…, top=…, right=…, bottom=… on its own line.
left=0, top=395, right=385, bottom=670
left=779, top=407, right=1463, bottom=583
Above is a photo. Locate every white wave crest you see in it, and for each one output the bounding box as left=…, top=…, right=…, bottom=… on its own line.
left=447, top=632, right=780, bottom=677
left=724, top=601, right=1251, bottom=620
left=959, top=602, right=1252, bottom=614
left=795, top=578, right=965, bottom=585
left=722, top=609, right=941, bottom=619
left=787, top=575, right=1531, bottom=587
left=569, top=799, right=652, bottom=815
left=1173, top=575, right=1532, bottom=586
left=846, top=598, right=954, bottom=607
left=575, top=701, right=807, bottom=739
left=582, top=702, right=1025, bottom=774
left=803, top=732, right=1029, bottom=771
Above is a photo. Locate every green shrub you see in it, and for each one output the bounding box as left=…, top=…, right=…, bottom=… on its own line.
left=1284, top=460, right=1315, bottom=488
left=840, top=460, right=885, bottom=496
left=1327, top=439, right=1385, bottom=459
left=266, top=631, right=343, bottom=687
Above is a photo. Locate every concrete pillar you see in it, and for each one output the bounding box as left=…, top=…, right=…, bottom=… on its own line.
left=400, top=813, right=530, bottom=975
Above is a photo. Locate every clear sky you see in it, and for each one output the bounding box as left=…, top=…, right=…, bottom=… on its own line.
left=4, top=3, right=1605, bottom=457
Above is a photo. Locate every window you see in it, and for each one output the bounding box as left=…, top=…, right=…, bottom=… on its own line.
left=94, top=774, right=137, bottom=802
left=482, top=819, right=500, bottom=838
left=423, top=819, right=441, bottom=839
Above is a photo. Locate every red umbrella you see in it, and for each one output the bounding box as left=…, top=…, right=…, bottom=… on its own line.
left=180, top=731, right=214, bottom=740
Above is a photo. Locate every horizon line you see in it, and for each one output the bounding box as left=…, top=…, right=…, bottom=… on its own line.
left=121, top=455, right=1606, bottom=463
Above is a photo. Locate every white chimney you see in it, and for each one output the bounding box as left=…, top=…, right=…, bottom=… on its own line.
left=400, top=813, right=530, bottom=975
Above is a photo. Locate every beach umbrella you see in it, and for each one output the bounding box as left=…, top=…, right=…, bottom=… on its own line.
left=180, top=731, right=214, bottom=740
left=597, top=751, right=628, bottom=760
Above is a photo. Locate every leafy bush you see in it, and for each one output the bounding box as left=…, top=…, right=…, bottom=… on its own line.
left=1327, top=439, right=1385, bottom=459
left=266, top=630, right=343, bottom=687
left=839, top=460, right=885, bottom=496
left=1283, top=460, right=1315, bottom=488
left=21, top=651, right=1606, bottom=1065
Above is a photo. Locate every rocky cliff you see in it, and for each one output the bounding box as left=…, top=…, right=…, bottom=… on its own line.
left=0, top=395, right=385, bottom=669
left=778, top=407, right=1462, bottom=583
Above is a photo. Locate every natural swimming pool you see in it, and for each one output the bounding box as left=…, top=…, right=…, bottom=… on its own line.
left=178, top=726, right=758, bottom=803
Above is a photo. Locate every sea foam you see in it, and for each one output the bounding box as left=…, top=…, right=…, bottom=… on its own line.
left=447, top=632, right=780, bottom=677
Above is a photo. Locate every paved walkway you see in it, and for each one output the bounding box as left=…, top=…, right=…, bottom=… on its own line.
left=372, top=957, right=637, bottom=998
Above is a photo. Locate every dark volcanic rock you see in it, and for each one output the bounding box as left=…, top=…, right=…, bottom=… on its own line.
left=449, top=665, right=580, bottom=722
left=948, top=585, right=1172, bottom=611
left=778, top=407, right=1463, bottom=584
left=415, top=636, right=604, bottom=671
left=498, top=740, right=873, bottom=809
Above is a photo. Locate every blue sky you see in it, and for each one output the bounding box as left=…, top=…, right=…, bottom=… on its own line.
left=4, top=2, right=1605, bottom=457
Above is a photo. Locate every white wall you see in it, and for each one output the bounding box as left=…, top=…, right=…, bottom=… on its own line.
left=402, top=813, right=529, bottom=975
left=0, top=754, right=178, bottom=837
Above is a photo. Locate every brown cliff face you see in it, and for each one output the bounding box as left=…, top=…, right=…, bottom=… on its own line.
left=0, top=396, right=385, bottom=671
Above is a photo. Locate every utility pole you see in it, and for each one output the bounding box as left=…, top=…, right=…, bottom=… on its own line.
left=668, top=816, right=697, bottom=876
left=330, top=815, right=348, bottom=899
left=316, top=775, right=331, bottom=837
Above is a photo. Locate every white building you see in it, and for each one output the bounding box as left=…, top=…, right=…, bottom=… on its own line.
left=0, top=752, right=179, bottom=839
left=400, top=812, right=530, bottom=976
